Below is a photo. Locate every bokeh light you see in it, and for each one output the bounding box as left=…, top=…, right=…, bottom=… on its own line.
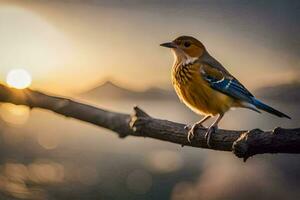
left=0, top=161, right=64, bottom=199
left=145, top=150, right=184, bottom=173
left=6, top=69, right=32, bottom=89
left=0, top=103, right=30, bottom=125
left=37, top=132, right=60, bottom=150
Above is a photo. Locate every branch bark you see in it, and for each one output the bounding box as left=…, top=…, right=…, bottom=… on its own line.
left=0, top=84, right=299, bottom=161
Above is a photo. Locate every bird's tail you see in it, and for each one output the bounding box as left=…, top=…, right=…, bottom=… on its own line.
left=252, top=98, right=291, bottom=119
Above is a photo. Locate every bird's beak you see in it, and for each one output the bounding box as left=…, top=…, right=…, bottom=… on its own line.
left=160, top=42, right=177, bottom=49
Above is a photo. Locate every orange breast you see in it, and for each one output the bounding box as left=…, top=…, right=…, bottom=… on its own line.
left=172, top=62, right=234, bottom=116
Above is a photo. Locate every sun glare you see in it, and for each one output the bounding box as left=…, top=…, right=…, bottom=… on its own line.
left=6, top=69, right=32, bottom=89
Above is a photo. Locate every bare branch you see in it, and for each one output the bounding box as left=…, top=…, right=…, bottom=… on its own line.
left=0, top=84, right=299, bottom=161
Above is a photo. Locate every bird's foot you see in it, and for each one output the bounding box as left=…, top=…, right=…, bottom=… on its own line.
left=205, top=125, right=218, bottom=147
left=186, top=123, right=204, bottom=143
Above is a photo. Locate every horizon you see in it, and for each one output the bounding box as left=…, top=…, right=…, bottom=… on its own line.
left=81, top=77, right=300, bottom=95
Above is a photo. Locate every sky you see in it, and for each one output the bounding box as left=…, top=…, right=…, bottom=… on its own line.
left=0, top=2, right=299, bottom=198
left=0, top=0, right=299, bottom=94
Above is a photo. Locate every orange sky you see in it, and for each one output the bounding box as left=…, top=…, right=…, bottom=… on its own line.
left=0, top=0, right=299, bottom=94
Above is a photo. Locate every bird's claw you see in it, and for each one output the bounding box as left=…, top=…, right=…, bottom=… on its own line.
left=186, top=123, right=204, bottom=143
left=187, top=129, right=194, bottom=143
left=205, top=125, right=217, bottom=147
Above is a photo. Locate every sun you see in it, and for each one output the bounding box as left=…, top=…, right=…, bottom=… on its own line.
left=6, top=69, right=32, bottom=89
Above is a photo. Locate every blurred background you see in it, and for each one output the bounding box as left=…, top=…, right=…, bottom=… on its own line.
left=0, top=0, right=299, bottom=199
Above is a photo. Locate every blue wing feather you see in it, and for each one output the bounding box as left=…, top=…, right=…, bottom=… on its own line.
left=204, top=75, right=254, bottom=103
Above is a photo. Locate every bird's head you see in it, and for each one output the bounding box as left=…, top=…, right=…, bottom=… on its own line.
left=160, top=36, right=206, bottom=61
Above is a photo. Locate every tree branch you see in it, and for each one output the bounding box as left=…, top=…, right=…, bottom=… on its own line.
left=0, top=84, right=299, bottom=161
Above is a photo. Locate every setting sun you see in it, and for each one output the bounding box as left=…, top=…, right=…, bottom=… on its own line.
left=6, top=69, right=32, bottom=89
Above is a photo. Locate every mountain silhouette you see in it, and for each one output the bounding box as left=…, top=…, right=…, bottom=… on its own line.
left=81, top=81, right=176, bottom=101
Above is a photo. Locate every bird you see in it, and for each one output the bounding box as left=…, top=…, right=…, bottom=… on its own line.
left=160, top=35, right=290, bottom=147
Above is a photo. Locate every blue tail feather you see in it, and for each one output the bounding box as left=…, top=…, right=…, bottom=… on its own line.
left=252, top=98, right=291, bottom=119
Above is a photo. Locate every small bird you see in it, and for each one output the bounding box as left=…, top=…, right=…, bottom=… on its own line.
left=161, top=36, right=290, bottom=147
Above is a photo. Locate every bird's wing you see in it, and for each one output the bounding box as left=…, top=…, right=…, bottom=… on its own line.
left=200, top=63, right=254, bottom=103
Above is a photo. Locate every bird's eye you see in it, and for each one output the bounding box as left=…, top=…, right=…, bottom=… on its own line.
left=184, top=41, right=191, bottom=48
